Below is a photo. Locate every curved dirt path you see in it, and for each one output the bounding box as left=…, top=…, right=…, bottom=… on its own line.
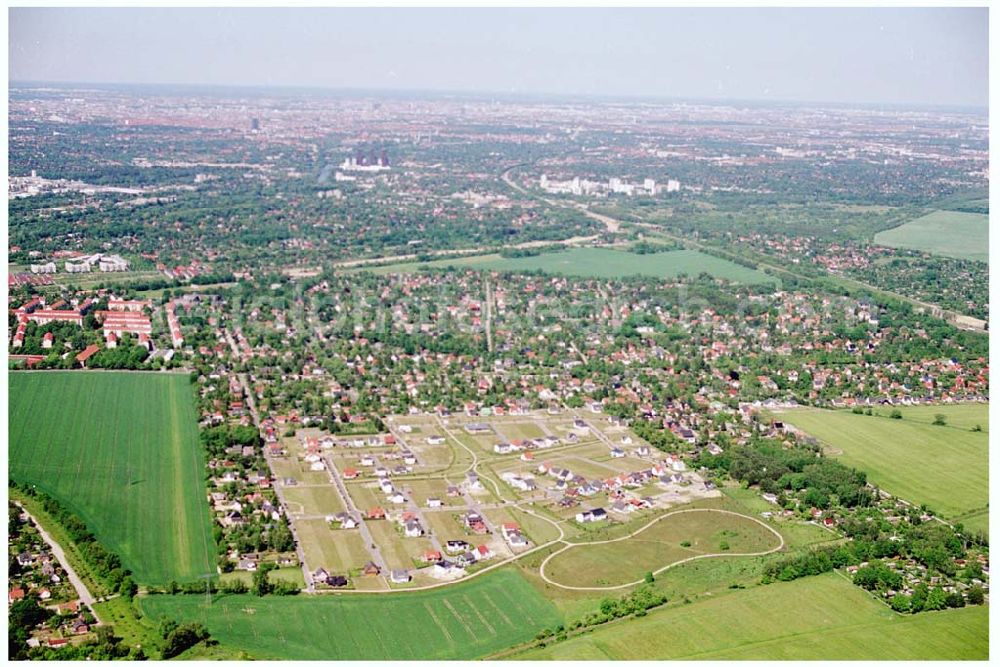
left=539, top=508, right=784, bottom=592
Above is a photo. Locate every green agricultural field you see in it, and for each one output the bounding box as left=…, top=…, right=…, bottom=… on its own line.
left=369, top=247, right=778, bottom=285
left=513, top=573, right=987, bottom=660
left=874, top=210, right=989, bottom=262
left=139, top=569, right=562, bottom=660
left=9, top=371, right=215, bottom=584
left=865, top=403, right=988, bottom=432
left=543, top=510, right=781, bottom=588
left=778, top=407, right=988, bottom=525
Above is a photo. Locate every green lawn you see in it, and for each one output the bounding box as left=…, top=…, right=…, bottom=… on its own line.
left=778, top=406, right=988, bottom=523
left=138, top=569, right=562, bottom=660
left=874, top=210, right=989, bottom=262
left=369, top=247, right=778, bottom=285
left=513, top=573, right=988, bottom=660
left=93, top=596, right=164, bottom=657
left=9, top=371, right=215, bottom=584
left=220, top=567, right=305, bottom=588
left=543, top=510, right=781, bottom=588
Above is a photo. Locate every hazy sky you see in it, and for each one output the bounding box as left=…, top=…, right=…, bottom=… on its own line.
left=8, top=7, right=989, bottom=107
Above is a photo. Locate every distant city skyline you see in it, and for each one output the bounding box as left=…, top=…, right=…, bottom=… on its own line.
left=9, top=7, right=990, bottom=108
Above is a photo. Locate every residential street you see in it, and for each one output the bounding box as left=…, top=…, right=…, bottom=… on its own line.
left=16, top=502, right=102, bottom=623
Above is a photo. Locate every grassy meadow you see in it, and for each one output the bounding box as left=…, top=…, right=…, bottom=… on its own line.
left=512, top=573, right=988, bottom=660
left=874, top=210, right=989, bottom=262
left=543, top=510, right=781, bottom=587
left=9, top=371, right=215, bottom=584
left=138, top=569, right=562, bottom=660
left=368, top=247, right=779, bottom=284
left=777, top=406, right=988, bottom=528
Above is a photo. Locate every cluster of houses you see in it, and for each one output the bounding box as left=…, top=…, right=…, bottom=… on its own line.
left=143, top=269, right=988, bottom=602
left=427, top=541, right=494, bottom=577
left=167, top=269, right=988, bottom=461
left=492, top=434, right=563, bottom=455
left=9, top=293, right=159, bottom=357
left=8, top=510, right=95, bottom=650
left=300, top=432, right=398, bottom=450
left=311, top=568, right=349, bottom=588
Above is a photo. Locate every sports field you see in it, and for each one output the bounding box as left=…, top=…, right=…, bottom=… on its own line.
left=874, top=210, right=989, bottom=262
left=778, top=406, right=988, bottom=526
left=513, top=573, right=988, bottom=660
left=9, top=371, right=215, bottom=584
left=138, top=569, right=562, bottom=660
left=370, top=247, right=779, bottom=285
left=543, top=510, right=782, bottom=588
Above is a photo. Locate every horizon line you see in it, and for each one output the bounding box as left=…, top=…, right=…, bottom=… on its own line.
left=9, top=78, right=989, bottom=115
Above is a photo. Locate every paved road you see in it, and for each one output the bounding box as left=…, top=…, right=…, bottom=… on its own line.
left=16, top=503, right=101, bottom=622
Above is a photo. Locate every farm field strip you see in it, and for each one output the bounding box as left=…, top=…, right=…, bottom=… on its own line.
left=9, top=371, right=215, bottom=584
left=874, top=210, right=989, bottom=262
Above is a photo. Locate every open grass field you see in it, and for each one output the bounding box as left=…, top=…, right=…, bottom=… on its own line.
left=778, top=407, right=988, bottom=524
left=864, top=403, right=989, bottom=432
left=542, top=510, right=781, bottom=588
left=295, top=518, right=370, bottom=574
left=369, top=247, right=779, bottom=285
left=220, top=567, right=305, bottom=588
left=281, top=485, right=345, bottom=516
left=402, top=479, right=465, bottom=507
left=512, top=573, right=988, bottom=660
left=874, top=210, right=989, bottom=262
left=9, top=371, right=215, bottom=584
left=139, top=569, right=562, bottom=660
left=93, top=596, right=163, bottom=656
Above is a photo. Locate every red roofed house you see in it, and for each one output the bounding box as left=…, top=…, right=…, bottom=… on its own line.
left=75, top=344, right=101, bottom=367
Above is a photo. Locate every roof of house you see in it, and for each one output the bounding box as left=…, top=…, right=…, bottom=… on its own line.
left=75, top=344, right=101, bottom=363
